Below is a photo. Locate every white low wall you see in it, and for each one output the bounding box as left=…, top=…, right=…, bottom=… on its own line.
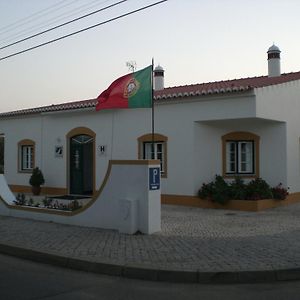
left=0, top=160, right=161, bottom=235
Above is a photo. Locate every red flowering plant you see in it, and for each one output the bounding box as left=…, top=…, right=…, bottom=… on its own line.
left=271, top=183, right=289, bottom=200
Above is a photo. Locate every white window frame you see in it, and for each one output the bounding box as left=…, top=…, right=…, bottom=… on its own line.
left=21, top=145, right=34, bottom=171
left=143, top=142, right=165, bottom=174
left=226, top=140, right=254, bottom=175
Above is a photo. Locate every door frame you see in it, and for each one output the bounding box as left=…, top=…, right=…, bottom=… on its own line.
left=66, top=127, right=96, bottom=195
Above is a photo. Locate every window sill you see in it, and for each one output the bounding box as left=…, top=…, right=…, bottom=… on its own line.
left=18, top=170, right=33, bottom=174
left=224, top=174, right=258, bottom=179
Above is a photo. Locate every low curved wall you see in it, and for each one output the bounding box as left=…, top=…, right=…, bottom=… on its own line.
left=0, top=160, right=161, bottom=234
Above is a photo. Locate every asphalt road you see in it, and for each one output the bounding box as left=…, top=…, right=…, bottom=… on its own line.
left=1, top=253, right=300, bottom=300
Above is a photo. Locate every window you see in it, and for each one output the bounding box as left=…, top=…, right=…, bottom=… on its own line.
left=144, top=142, right=165, bottom=173
left=138, top=133, right=168, bottom=178
left=18, top=139, right=35, bottom=172
left=222, top=132, right=259, bottom=177
left=21, top=145, right=34, bottom=170
left=226, top=141, right=254, bottom=174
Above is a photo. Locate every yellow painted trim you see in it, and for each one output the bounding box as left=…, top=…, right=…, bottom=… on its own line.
left=17, top=139, right=35, bottom=173
left=9, top=185, right=31, bottom=194
left=162, top=192, right=300, bottom=212
left=66, top=127, right=96, bottom=195
left=10, top=185, right=67, bottom=195
left=137, top=133, right=168, bottom=178
left=221, top=131, right=260, bottom=178
left=111, top=159, right=160, bottom=165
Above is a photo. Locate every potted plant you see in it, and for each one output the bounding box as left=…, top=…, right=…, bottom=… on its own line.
left=29, top=167, right=45, bottom=196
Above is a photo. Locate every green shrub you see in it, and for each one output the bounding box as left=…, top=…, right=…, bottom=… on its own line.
left=198, top=176, right=288, bottom=203
left=230, top=177, right=247, bottom=200
left=198, top=182, right=215, bottom=200
left=14, top=193, right=26, bottom=205
left=271, top=183, right=289, bottom=200
left=29, top=167, right=45, bottom=187
left=198, top=175, right=231, bottom=205
left=246, top=178, right=273, bottom=200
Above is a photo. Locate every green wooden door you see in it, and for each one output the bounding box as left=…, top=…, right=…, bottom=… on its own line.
left=70, top=135, right=93, bottom=195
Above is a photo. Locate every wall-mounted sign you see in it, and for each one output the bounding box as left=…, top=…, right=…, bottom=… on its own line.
left=98, top=145, right=107, bottom=156
left=149, top=167, right=160, bottom=191
left=55, top=145, right=63, bottom=158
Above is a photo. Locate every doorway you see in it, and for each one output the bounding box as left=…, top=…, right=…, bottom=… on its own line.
left=69, top=134, right=94, bottom=195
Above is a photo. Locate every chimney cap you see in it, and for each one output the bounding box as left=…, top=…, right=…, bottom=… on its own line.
left=154, top=65, right=164, bottom=72
left=267, top=44, right=281, bottom=53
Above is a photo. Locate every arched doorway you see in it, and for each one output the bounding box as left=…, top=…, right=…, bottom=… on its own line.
left=67, top=128, right=95, bottom=196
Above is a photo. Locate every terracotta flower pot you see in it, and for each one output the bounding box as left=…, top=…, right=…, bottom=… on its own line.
left=31, top=186, right=41, bottom=196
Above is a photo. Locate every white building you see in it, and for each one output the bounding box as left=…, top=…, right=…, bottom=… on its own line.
left=1, top=45, right=300, bottom=204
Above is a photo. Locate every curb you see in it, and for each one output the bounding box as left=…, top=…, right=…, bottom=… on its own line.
left=0, top=243, right=299, bottom=284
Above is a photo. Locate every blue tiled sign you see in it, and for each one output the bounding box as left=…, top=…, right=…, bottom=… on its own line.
left=149, top=167, right=160, bottom=191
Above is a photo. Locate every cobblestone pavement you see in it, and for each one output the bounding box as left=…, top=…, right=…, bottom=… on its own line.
left=0, top=204, right=300, bottom=272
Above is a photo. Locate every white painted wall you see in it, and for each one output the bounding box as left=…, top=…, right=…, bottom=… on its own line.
left=256, top=80, right=300, bottom=192
left=1, top=116, right=42, bottom=186
left=0, top=161, right=161, bottom=234
left=1, top=83, right=298, bottom=197
left=193, top=118, right=286, bottom=194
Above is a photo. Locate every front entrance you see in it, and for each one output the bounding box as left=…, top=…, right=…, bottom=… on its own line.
left=69, top=134, right=93, bottom=195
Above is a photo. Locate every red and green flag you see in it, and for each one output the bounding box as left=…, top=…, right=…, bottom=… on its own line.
left=96, top=65, right=152, bottom=111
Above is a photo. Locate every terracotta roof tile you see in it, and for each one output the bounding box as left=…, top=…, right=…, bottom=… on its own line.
left=0, top=99, right=97, bottom=118
left=154, top=71, right=300, bottom=100
left=1, top=71, right=300, bottom=118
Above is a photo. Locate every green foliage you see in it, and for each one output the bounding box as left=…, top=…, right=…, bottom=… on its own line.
left=28, top=198, right=34, bottom=206
left=14, top=193, right=26, bottom=205
left=42, top=197, right=52, bottom=207
left=198, top=176, right=288, bottom=203
left=271, top=183, right=289, bottom=200
left=29, top=167, right=45, bottom=187
left=198, top=182, right=215, bottom=199
left=246, top=178, right=273, bottom=200
left=70, top=199, right=82, bottom=211
left=198, top=175, right=231, bottom=205
left=229, top=177, right=247, bottom=200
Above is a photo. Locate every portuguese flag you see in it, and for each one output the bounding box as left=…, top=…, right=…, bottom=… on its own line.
left=96, top=65, right=152, bottom=110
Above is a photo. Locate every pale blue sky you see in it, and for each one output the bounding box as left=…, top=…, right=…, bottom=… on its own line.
left=0, top=0, right=300, bottom=112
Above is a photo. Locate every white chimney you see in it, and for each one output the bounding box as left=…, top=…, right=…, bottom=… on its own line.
left=153, top=65, right=164, bottom=91
left=267, top=44, right=281, bottom=77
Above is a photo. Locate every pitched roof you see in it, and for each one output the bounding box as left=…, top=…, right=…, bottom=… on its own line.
left=0, top=99, right=97, bottom=118
left=1, top=71, right=300, bottom=118
left=154, top=71, right=300, bottom=100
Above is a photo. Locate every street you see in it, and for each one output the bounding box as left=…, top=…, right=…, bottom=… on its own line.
left=0, top=254, right=300, bottom=300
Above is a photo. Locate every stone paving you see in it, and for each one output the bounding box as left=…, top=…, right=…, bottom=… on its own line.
left=0, top=204, right=300, bottom=272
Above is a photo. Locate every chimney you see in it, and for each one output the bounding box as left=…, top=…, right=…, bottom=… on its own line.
left=267, top=44, right=281, bottom=77
left=153, top=65, right=164, bottom=91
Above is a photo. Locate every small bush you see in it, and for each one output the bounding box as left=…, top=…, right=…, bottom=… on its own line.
left=29, top=167, right=45, bottom=187
left=272, top=183, right=289, bottom=200
left=198, top=182, right=215, bottom=200
left=198, top=176, right=288, bottom=203
left=14, top=193, right=26, bottom=205
left=69, top=200, right=82, bottom=211
left=230, top=177, right=247, bottom=200
left=42, top=197, right=53, bottom=208
left=198, top=175, right=231, bottom=205
left=246, top=178, right=273, bottom=200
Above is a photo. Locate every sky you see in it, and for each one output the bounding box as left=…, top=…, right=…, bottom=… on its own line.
left=0, top=0, right=300, bottom=113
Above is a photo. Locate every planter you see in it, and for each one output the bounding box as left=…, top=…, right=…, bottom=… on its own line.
left=161, top=193, right=300, bottom=212
left=31, top=186, right=41, bottom=196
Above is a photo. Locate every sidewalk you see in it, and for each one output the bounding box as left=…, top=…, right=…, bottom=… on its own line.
left=1, top=203, right=300, bottom=283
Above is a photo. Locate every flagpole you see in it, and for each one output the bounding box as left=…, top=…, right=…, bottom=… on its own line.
left=151, top=58, right=155, bottom=160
